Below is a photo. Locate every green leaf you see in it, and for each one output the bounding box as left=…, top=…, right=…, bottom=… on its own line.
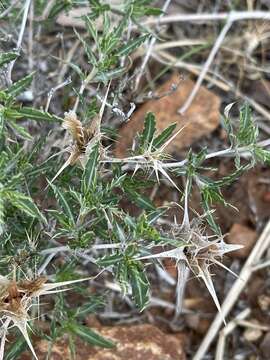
left=237, top=104, right=258, bottom=146
left=116, top=260, right=129, bottom=296
left=117, top=34, right=149, bottom=56
left=4, top=336, right=28, bottom=360
left=0, top=52, right=18, bottom=67
left=97, top=253, right=123, bottom=267
left=83, top=144, right=99, bottom=191
left=129, top=262, right=150, bottom=311
left=70, top=323, right=115, bottom=348
left=141, top=112, right=156, bottom=149
left=49, top=183, right=75, bottom=226
left=254, top=146, right=270, bottom=165
left=6, top=191, right=47, bottom=224
left=201, top=198, right=221, bottom=235
left=7, top=72, right=34, bottom=98
left=8, top=120, right=32, bottom=140
left=201, top=186, right=228, bottom=207
left=48, top=1, right=71, bottom=19
left=127, top=190, right=156, bottom=211
left=8, top=107, right=62, bottom=122
left=95, top=67, right=126, bottom=82
left=153, top=123, right=177, bottom=149
left=74, top=28, right=97, bottom=66
left=84, top=16, right=99, bottom=48
left=76, top=296, right=104, bottom=316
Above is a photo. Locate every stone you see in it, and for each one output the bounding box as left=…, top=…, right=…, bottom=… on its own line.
left=227, top=224, right=257, bottom=259
left=115, top=73, right=221, bottom=157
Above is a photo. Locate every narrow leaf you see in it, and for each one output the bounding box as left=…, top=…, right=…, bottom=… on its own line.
left=97, top=253, right=123, bottom=267
left=117, top=34, right=149, bottom=56
left=70, top=324, right=115, bottom=348
left=7, top=72, right=34, bottom=98
left=141, top=112, right=156, bottom=148
left=49, top=183, right=75, bottom=226
left=129, top=262, right=150, bottom=311
left=7, top=191, right=47, bottom=224
left=9, top=107, right=62, bottom=122
left=0, top=52, right=18, bottom=67
left=153, top=123, right=177, bottom=149
left=83, top=144, right=99, bottom=191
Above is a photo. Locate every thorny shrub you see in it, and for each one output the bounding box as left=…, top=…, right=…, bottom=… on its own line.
left=1, top=1, right=270, bottom=359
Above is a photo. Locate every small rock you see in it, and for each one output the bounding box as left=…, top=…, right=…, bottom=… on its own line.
left=227, top=224, right=257, bottom=259
left=21, top=324, right=186, bottom=360
left=115, top=74, right=221, bottom=157
left=258, top=294, right=270, bottom=312
left=185, top=314, right=211, bottom=335
left=243, top=320, right=263, bottom=342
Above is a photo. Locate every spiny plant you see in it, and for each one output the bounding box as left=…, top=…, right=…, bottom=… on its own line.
left=1, top=1, right=270, bottom=359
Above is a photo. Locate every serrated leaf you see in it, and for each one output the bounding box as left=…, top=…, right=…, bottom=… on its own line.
left=7, top=72, right=34, bottom=98
left=70, top=323, right=115, bottom=348
left=6, top=191, right=47, bottom=224
left=83, top=144, right=99, bottom=191
left=49, top=182, right=75, bottom=226
left=117, top=34, right=149, bottom=56
left=153, top=123, right=177, bottom=149
left=141, top=112, right=156, bottom=149
left=0, top=52, right=18, bottom=67
left=8, top=107, right=62, bottom=122
left=129, top=262, right=150, bottom=311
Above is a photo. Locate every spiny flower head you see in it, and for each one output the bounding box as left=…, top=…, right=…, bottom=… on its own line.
left=0, top=274, right=89, bottom=360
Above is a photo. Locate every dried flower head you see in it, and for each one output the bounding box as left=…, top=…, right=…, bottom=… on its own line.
left=0, top=275, right=89, bottom=360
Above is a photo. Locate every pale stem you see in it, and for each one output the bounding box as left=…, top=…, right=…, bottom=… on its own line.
left=7, top=0, right=32, bottom=84
left=134, top=0, right=172, bottom=90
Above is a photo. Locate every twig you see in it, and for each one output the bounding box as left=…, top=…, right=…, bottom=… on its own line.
left=72, top=67, right=98, bottom=112
left=215, top=308, right=251, bottom=360
left=151, top=50, right=270, bottom=121
left=134, top=0, right=172, bottom=91
left=45, top=77, right=72, bottom=112
left=57, top=39, right=81, bottom=83
left=142, top=11, right=270, bottom=27
left=104, top=138, right=270, bottom=169
left=194, top=220, right=270, bottom=360
left=179, top=18, right=233, bottom=114
left=141, top=10, right=270, bottom=114
left=7, top=0, right=32, bottom=84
